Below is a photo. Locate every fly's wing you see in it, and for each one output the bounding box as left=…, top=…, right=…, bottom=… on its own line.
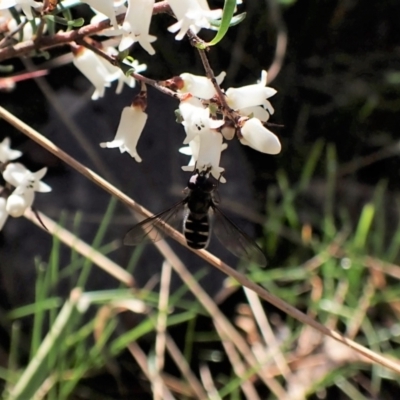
left=212, top=205, right=267, bottom=267
left=123, top=200, right=186, bottom=246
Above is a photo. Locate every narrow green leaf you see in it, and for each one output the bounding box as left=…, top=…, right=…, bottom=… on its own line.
left=198, top=0, right=238, bottom=48
left=209, top=12, right=246, bottom=29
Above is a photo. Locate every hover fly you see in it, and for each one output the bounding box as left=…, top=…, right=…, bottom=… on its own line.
left=123, top=170, right=267, bottom=266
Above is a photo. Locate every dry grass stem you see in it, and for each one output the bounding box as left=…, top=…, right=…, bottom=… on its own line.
left=218, top=338, right=262, bottom=400
left=126, top=342, right=175, bottom=400
left=199, top=363, right=221, bottom=400
left=165, top=335, right=208, bottom=400
left=2, top=107, right=400, bottom=375
left=154, top=261, right=172, bottom=400
left=23, top=208, right=135, bottom=287
left=244, top=288, right=290, bottom=378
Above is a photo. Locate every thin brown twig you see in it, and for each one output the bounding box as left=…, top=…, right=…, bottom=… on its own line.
left=1, top=106, right=400, bottom=375
left=75, top=39, right=180, bottom=100
left=0, top=19, right=28, bottom=49
left=265, top=0, right=288, bottom=83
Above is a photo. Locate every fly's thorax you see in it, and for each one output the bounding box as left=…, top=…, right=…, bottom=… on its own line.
left=187, top=188, right=213, bottom=214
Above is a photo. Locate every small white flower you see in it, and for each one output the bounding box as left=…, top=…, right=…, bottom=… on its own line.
left=179, top=97, right=224, bottom=144
left=178, top=71, right=226, bottom=99
left=119, top=0, right=157, bottom=55
left=0, top=137, right=22, bottom=163
left=0, top=198, right=8, bottom=230
left=180, top=133, right=227, bottom=182
left=72, top=47, right=120, bottom=100
left=0, top=0, right=41, bottom=20
left=80, top=0, right=119, bottom=30
left=3, top=163, right=51, bottom=192
left=167, top=0, right=222, bottom=40
left=100, top=105, right=147, bottom=162
left=240, top=118, right=281, bottom=155
left=226, top=70, right=276, bottom=114
left=2, top=163, right=51, bottom=217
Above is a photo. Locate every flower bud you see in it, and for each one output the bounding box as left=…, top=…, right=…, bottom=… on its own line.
left=240, top=118, right=281, bottom=155
left=6, top=190, right=34, bottom=218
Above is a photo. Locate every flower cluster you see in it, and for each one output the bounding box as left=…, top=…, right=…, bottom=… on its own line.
left=101, top=69, right=281, bottom=183
left=67, top=0, right=228, bottom=100
left=0, top=138, right=51, bottom=230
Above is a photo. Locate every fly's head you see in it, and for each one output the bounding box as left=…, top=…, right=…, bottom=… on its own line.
left=187, top=168, right=216, bottom=194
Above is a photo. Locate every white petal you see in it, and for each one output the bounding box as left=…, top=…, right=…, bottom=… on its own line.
left=179, top=96, right=204, bottom=121
left=0, top=0, right=17, bottom=10
left=3, top=163, right=28, bottom=187
left=0, top=137, right=22, bottom=163
left=240, top=118, right=281, bottom=155
left=238, top=105, right=270, bottom=122
left=119, top=0, right=156, bottom=54
left=167, top=0, right=222, bottom=39
left=80, top=0, right=119, bottom=29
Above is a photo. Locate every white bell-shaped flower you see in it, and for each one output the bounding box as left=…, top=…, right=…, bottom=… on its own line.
left=226, top=70, right=276, bottom=114
left=240, top=118, right=281, bottom=155
left=80, top=0, right=119, bottom=30
left=0, top=137, right=22, bottom=163
left=119, top=0, right=157, bottom=55
left=72, top=47, right=120, bottom=100
left=100, top=105, right=147, bottom=162
left=180, top=139, right=227, bottom=167
left=167, top=0, right=222, bottom=40
left=2, top=163, right=51, bottom=217
left=179, top=97, right=224, bottom=144
left=179, top=71, right=226, bottom=99
left=180, top=133, right=226, bottom=182
left=3, top=163, right=52, bottom=192
left=0, top=0, right=41, bottom=20
left=0, top=198, right=8, bottom=230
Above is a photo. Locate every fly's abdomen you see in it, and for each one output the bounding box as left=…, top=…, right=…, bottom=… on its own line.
left=184, top=213, right=210, bottom=249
